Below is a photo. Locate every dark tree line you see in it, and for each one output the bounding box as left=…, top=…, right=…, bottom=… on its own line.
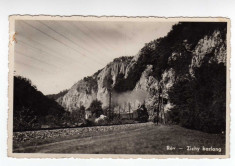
left=168, top=61, right=226, bottom=133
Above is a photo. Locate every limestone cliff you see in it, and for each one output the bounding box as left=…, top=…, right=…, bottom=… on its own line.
left=57, top=22, right=227, bottom=118
left=58, top=57, right=133, bottom=111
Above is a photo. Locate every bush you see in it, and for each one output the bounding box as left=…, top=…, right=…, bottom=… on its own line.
left=82, top=119, right=95, bottom=127
left=95, top=118, right=108, bottom=126
left=109, top=115, right=122, bottom=125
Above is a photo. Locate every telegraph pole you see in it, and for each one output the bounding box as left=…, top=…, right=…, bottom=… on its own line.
left=109, top=89, right=112, bottom=118
left=157, top=86, right=162, bottom=125
left=107, top=70, right=113, bottom=119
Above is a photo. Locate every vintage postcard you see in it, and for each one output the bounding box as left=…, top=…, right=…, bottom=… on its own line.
left=8, top=16, right=230, bottom=158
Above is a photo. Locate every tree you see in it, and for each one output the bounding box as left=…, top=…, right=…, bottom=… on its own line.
left=168, top=61, right=226, bottom=133
left=104, top=70, right=113, bottom=118
left=80, top=105, right=86, bottom=119
left=13, top=106, right=39, bottom=131
left=89, top=100, right=103, bottom=118
left=168, top=77, right=195, bottom=128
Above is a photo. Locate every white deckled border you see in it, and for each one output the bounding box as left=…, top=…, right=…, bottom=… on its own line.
left=8, top=15, right=231, bottom=159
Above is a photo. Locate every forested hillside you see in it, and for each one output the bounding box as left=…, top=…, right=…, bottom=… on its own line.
left=13, top=76, right=66, bottom=131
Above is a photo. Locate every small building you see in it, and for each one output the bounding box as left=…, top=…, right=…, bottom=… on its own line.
left=85, top=110, right=92, bottom=119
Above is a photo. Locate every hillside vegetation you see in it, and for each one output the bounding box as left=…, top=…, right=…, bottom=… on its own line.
left=13, top=76, right=66, bottom=131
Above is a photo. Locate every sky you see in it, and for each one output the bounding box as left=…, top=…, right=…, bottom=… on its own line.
left=14, top=20, right=177, bottom=95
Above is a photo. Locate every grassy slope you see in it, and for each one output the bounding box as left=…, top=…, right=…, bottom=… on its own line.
left=13, top=124, right=225, bottom=154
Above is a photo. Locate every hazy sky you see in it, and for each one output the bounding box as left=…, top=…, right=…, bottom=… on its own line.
left=14, top=20, right=177, bottom=95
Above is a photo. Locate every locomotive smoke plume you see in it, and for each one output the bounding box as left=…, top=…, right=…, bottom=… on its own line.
left=112, top=89, right=148, bottom=106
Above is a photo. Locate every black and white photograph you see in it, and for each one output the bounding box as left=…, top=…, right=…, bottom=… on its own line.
left=8, top=16, right=229, bottom=157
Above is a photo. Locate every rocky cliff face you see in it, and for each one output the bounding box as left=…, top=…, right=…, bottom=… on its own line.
left=58, top=57, right=133, bottom=112
left=57, top=22, right=227, bottom=117
left=189, top=30, right=226, bottom=74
